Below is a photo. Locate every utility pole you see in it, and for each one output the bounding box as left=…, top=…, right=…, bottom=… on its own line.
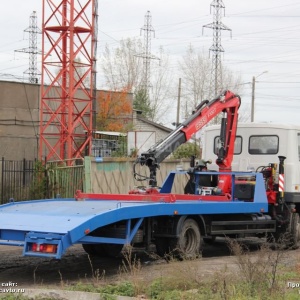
left=251, top=76, right=255, bottom=122
left=251, top=71, right=268, bottom=122
left=176, top=78, right=181, bottom=126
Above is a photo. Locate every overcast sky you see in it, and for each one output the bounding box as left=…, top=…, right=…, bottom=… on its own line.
left=0, top=0, right=299, bottom=126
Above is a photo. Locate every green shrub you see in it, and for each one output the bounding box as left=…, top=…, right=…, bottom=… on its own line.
left=100, top=281, right=135, bottom=297
left=172, top=142, right=200, bottom=159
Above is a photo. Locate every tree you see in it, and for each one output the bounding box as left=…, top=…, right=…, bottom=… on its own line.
left=96, top=88, right=133, bottom=132
left=147, top=47, right=174, bottom=123
left=101, top=38, right=173, bottom=124
left=179, top=45, right=211, bottom=117
left=101, top=38, right=144, bottom=91
left=179, top=45, right=246, bottom=121
left=172, top=141, right=201, bottom=159
left=133, top=88, right=153, bottom=119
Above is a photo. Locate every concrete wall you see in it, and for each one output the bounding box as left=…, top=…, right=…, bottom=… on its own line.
left=0, top=81, right=40, bottom=160
left=87, top=157, right=190, bottom=194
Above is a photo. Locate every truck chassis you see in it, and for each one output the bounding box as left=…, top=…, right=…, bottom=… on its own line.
left=0, top=170, right=295, bottom=259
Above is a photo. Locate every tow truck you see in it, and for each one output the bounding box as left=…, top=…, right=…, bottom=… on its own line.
left=0, top=90, right=298, bottom=259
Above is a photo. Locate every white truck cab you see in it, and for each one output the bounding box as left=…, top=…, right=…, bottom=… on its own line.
left=203, top=123, right=300, bottom=203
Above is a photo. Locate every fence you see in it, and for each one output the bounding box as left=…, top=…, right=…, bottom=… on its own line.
left=46, top=159, right=85, bottom=198
left=0, top=158, right=85, bottom=203
left=0, top=157, right=191, bottom=204
left=0, top=158, right=37, bottom=203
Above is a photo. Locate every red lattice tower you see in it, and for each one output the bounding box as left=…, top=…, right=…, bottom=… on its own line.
left=40, top=0, right=97, bottom=162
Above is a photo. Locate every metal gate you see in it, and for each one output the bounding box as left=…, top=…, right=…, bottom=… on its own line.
left=46, top=159, right=85, bottom=199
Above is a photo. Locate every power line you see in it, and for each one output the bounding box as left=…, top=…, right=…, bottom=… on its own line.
left=135, top=11, right=159, bottom=94
left=14, top=11, right=41, bottom=83
left=203, top=0, right=232, bottom=97
left=227, top=2, right=300, bottom=17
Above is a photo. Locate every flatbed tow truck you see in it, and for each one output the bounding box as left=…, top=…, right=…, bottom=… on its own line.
left=0, top=91, right=298, bottom=259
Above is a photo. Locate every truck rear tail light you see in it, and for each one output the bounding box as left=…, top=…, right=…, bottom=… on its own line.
left=31, top=243, right=57, bottom=253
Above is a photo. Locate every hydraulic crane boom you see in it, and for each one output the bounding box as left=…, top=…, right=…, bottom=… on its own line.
left=134, top=90, right=241, bottom=192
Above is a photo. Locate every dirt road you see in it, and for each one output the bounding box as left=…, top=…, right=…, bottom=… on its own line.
left=0, top=239, right=299, bottom=289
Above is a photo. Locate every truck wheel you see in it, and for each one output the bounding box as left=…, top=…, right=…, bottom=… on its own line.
left=289, top=213, right=300, bottom=249
left=172, top=218, right=201, bottom=259
left=82, top=244, right=96, bottom=255
left=82, top=244, right=106, bottom=256
left=102, top=244, right=123, bottom=257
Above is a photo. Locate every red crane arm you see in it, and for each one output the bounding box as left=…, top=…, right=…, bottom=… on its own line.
left=180, top=90, right=240, bottom=194
left=181, top=91, right=239, bottom=140
left=181, top=90, right=240, bottom=168
left=134, top=90, right=241, bottom=188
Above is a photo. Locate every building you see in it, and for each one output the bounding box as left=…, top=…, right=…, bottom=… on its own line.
left=133, top=110, right=172, bottom=142
left=91, top=131, right=126, bottom=157
left=0, top=80, right=172, bottom=160
left=0, top=81, right=39, bottom=160
left=91, top=110, right=173, bottom=157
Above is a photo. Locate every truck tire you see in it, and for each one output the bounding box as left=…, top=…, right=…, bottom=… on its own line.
left=172, top=218, right=201, bottom=259
left=289, top=213, right=300, bottom=249
left=82, top=244, right=106, bottom=256
left=82, top=243, right=123, bottom=257
left=82, top=244, right=97, bottom=255
left=102, top=244, right=123, bottom=257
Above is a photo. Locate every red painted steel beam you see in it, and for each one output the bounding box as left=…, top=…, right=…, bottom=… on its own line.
left=74, top=190, right=232, bottom=202
left=40, top=0, right=96, bottom=163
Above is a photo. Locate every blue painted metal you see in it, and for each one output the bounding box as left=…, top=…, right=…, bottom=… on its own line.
left=0, top=170, right=269, bottom=259
left=159, top=171, right=176, bottom=193
left=78, top=218, right=144, bottom=245
left=23, top=232, right=70, bottom=258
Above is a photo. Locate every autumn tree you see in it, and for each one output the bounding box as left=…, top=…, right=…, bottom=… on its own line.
left=96, top=88, right=133, bottom=132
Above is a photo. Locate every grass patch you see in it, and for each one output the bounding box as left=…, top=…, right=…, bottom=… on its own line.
left=100, top=281, right=135, bottom=297
left=46, top=241, right=300, bottom=300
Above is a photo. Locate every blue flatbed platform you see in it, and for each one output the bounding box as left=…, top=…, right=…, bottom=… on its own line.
left=0, top=171, right=269, bottom=258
